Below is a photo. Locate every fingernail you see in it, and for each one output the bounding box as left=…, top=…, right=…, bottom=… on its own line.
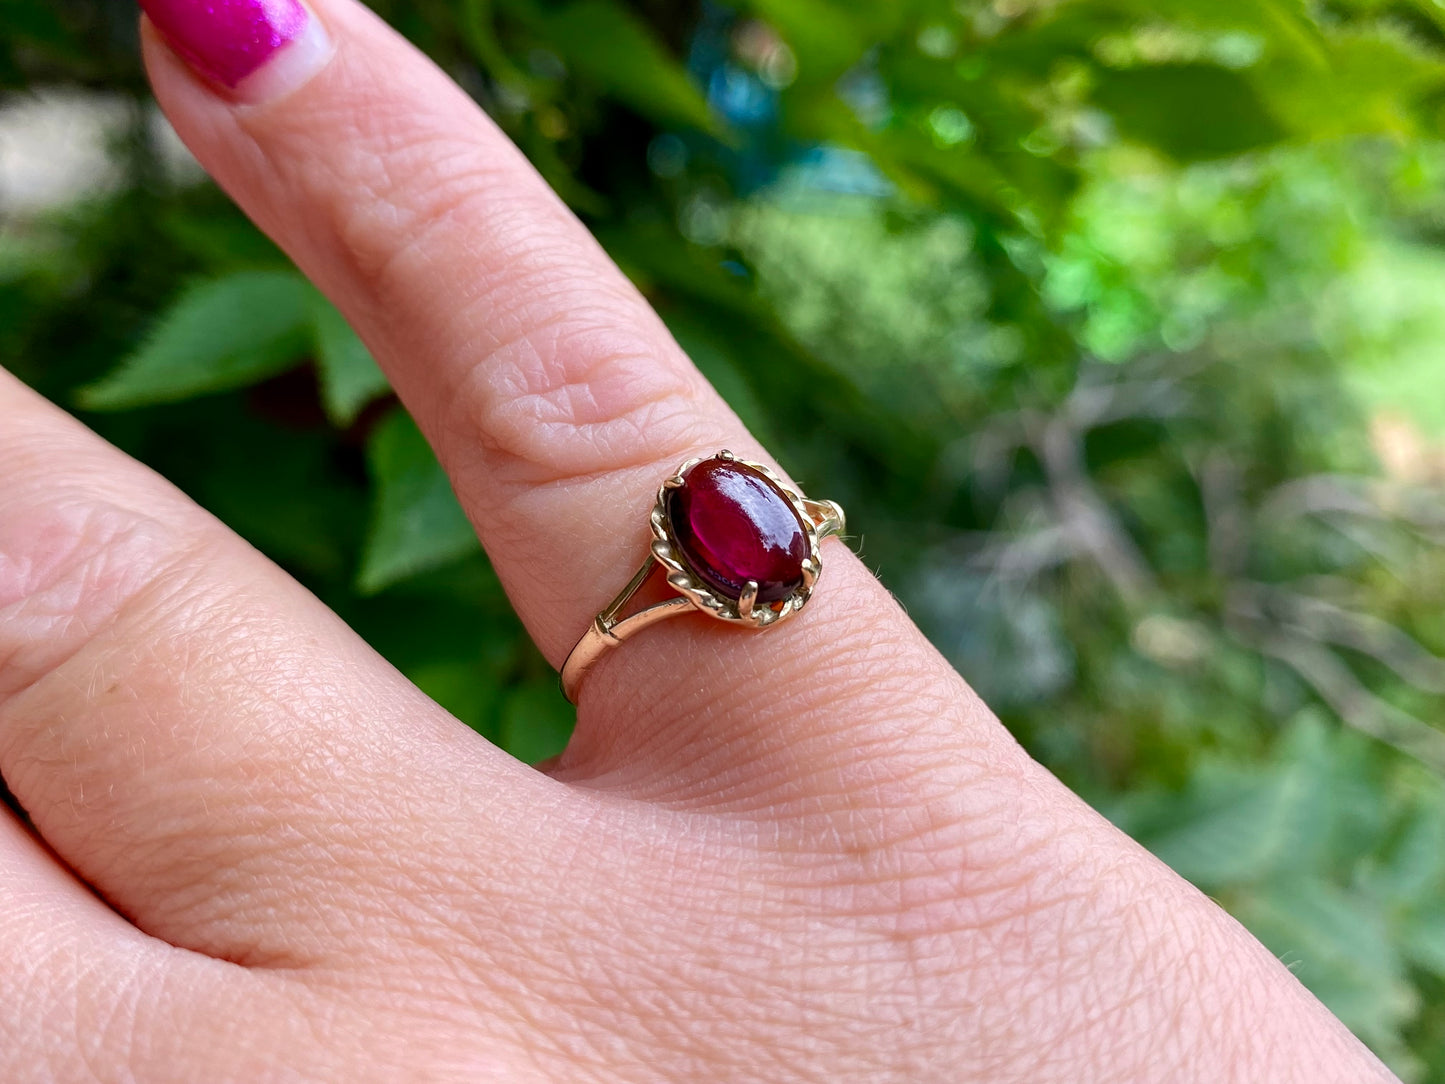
left=140, top=0, right=332, bottom=100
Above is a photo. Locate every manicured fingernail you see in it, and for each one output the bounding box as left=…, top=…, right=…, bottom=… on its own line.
left=140, top=0, right=332, bottom=100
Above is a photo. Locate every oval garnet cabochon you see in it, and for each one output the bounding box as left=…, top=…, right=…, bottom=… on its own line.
left=665, top=458, right=809, bottom=603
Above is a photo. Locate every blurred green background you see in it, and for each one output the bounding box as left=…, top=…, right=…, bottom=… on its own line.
left=5, top=0, right=1445, bottom=1074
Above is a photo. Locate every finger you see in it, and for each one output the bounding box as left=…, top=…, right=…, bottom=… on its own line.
left=0, top=808, right=140, bottom=963
left=0, top=809, right=157, bottom=1080
left=140, top=0, right=994, bottom=794
left=139, top=0, right=729, bottom=658
left=0, top=368, right=545, bottom=965
left=0, top=811, right=400, bottom=1081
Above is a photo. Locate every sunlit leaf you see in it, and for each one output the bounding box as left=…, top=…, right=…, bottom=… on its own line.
left=1257, top=25, right=1445, bottom=139
left=536, top=0, right=722, bottom=135
left=79, top=271, right=311, bottom=410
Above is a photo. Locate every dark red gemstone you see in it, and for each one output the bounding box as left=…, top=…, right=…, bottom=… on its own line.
left=665, top=457, right=808, bottom=603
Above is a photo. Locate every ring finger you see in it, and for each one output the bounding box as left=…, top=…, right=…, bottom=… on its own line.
left=141, top=0, right=1000, bottom=800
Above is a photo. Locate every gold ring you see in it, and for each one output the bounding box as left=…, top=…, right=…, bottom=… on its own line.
left=560, top=450, right=846, bottom=703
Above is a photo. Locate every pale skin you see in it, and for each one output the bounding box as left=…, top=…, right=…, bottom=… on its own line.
left=0, top=3, right=1404, bottom=1081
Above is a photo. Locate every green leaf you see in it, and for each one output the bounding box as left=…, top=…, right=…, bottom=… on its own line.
left=1258, top=25, right=1445, bottom=139
left=1364, top=783, right=1445, bottom=904
left=1106, top=0, right=1328, bottom=65
left=1135, top=764, right=1307, bottom=884
left=176, top=397, right=367, bottom=582
left=536, top=0, right=723, bottom=135
left=498, top=683, right=575, bottom=765
left=0, top=0, right=85, bottom=59
left=665, top=313, right=773, bottom=443
left=1235, top=878, right=1417, bottom=1052
left=406, top=658, right=505, bottom=739
left=1400, top=902, right=1445, bottom=978
left=739, top=0, right=871, bottom=84
left=1091, top=63, right=1289, bottom=160
left=79, top=271, right=312, bottom=411
left=1134, top=717, right=1358, bottom=886
left=310, top=293, right=389, bottom=426
left=357, top=410, right=481, bottom=594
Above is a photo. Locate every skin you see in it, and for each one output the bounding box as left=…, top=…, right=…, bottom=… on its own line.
left=0, top=2, right=1405, bottom=1080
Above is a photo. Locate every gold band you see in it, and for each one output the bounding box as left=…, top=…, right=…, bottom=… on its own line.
left=559, top=452, right=845, bottom=704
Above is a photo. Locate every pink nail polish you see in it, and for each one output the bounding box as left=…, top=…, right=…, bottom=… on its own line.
left=140, top=0, right=310, bottom=89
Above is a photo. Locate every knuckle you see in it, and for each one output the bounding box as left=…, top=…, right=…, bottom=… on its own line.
left=443, top=303, right=711, bottom=490
left=323, top=138, right=516, bottom=296
left=263, top=82, right=509, bottom=291
left=0, top=498, right=201, bottom=706
left=259, top=107, right=717, bottom=491
left=0, top=498, right=246, bottom=814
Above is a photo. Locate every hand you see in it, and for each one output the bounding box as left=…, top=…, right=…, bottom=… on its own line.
left=0, top=1, right=1399, bottom=1080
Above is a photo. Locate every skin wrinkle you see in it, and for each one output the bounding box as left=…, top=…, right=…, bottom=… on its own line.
left=560, top=581, right=988, bottom=804
left=1028, top=930, right=1150, bottom=1075
left=76, top=947, right=152, bottom=1084
left=346, top=163, right=550, bottom=324
left=549, top=935, right=829, bottom=1078
left=193, top=783, right=504, bottom=965
left=0, top=508, right=517, bottom=971
left=0, top=504, right=200, bottom=705
left=298, top=91, right=539, bottom=282
left=109, top=962, right=404, bottom=1083
left=430, top=227, right=649, bottom=386
left=304, top=951, right=545, bottom=1055
left=1117, top=897, right=1219, bottom=1079
left=443, top=309, right=710, bottom=492
left=242, top=53, right=757, bottom=643
left=973, top=869, right=1204, bottom=1082
left=783, top=722, right=986, bottom=830
left=354, top=771, right=1091, bottom=1082
left=0, top=898, right=136, bottom=1084
left=244, top=54, right=719, bottom=498
left=288, top=784, right=594, bottom=974
left=710, top=785, right=1204, bottom=1081
left=358, top=805, right=904, bottom=1080
left=113, top=818, right=342, bottom=967
left=5, top=552, right=222, bottom=769
left=2, top=496, right=1399, bottom=1057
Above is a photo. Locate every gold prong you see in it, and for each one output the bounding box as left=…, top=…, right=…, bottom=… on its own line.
left=800, top=557, right=817, bottom=590
left=718, top=449, right=735, bottom=460
left=662, top=474, right=686, bottom=489
left=800, top=497, right=846, bottom=539
left=738, top=580, right=758, bottom=618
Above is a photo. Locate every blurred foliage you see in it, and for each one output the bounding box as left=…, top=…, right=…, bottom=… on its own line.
left=5, top=0, right=1445, bottom=1074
